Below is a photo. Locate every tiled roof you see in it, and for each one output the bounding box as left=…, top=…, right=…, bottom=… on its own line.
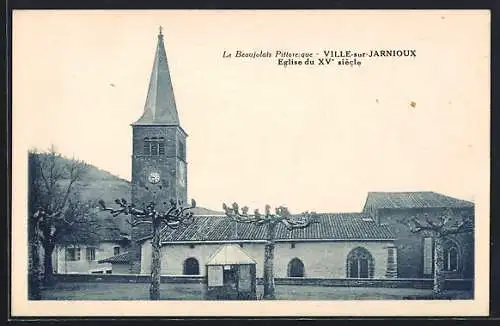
left=98, top=251, right=133, bottom=264
left=150, top=213, right=395, bottom=243
left=363, top=192, right=474, bottom=211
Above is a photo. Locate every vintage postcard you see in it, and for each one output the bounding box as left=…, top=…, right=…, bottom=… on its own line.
left=11, top=10, right=490, bottom=316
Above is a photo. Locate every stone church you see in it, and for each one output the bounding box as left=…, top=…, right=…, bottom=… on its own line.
left=106, top=30, right=475, bottom=280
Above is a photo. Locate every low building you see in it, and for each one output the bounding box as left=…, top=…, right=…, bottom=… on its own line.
left=362, top=191, right=474, bottom=279
left=82, top=191, right=475, bottom=281
left=98, top=252, right=134, bottom=274
left=137, top=213, right=397, bottom=279
left=52, top=224, right=131, bottom=274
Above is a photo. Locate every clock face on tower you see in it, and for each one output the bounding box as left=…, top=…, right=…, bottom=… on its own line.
left=148, top=171, right=161, bottom=184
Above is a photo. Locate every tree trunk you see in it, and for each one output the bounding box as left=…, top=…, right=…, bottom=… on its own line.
left=263, top=222, right=276, bottom=300
left=149, top=219, right=161, bottom=300
left=28, top=230, right=42, bottom=300
left=433, top=236, right=445, bottom=296
left=42, top=242, right=55, bottom=285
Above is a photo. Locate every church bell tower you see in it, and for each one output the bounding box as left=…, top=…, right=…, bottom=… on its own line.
left=130, top=27, right=188, bottom=273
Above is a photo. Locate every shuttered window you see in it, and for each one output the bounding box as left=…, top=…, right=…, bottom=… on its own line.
left=423, top=237, right=433, bottom=275
left=158, top=137, right=165, bottom=155
left=150, top=137, right=158, bottom=155
left=144, top=137, right=166, bottom=156
left=86, top=247, right=96, bottom=261
left=143, top=138, right=151, bottom=155
left=66, top=247, right=81, bottom=261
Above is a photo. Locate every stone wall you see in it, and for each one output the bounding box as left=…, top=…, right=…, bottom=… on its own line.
left=50, top=274, right=473, bottom=291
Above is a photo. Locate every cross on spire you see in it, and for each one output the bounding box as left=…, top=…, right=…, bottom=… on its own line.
left=159, top=25, right=163, bottom=35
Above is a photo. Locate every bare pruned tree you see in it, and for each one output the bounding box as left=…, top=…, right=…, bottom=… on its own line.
left=29, top=147, right=97, bottom=288
left=223, top=202, right=319, bottom=300
left=99, top=192, right=196, bottom=300
left=403, top=208, right=473, bottom=296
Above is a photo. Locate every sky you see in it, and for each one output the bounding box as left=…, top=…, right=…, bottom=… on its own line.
left=12, top=10, right=490, bottom=213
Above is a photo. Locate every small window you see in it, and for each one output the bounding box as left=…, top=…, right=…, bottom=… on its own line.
left=106, top=270, right=112, bottom=274
left=66, top=247, right=81, bottom=261
left=291, top=243, right=296, bottom=249
left=239, top=243, right=244, bottom=248
left=189, top=244, right=195, bottom=249
left=86, top=247, right=96, bottom=261
left=113, top=246, right=120, bottom=256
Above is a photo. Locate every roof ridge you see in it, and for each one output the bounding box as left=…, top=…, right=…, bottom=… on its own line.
left=364, top=191, right=474, bottom=210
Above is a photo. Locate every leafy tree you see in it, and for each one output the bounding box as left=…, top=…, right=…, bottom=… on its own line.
left=99, top=189, right=196, bottom=300
left=28, top=147, right=98, bottom=286
left=223, top=203, right=319, bottom=299
left=404, top=208, right=473, bottom=296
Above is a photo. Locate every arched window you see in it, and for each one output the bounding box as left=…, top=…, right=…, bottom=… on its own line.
left=150, top=137, right=158, bottom=155
left=158, top=137, right=165, bottom=155
left=183, top=257, right=200, bottom=275
left=346, top=247, right=374, bottom=278
left=143, top=138, right=151, bottom=155
left=444, top=240, right=460, bottom=272
left=287, top=258, right=305, bottom=277
left=143, top=136, right=166, bottom=156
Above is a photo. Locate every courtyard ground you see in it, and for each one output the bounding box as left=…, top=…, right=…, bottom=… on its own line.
left=40, top=282, right=473, bottom=300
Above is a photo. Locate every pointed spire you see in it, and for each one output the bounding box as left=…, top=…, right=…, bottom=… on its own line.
left=134, top=27, right=180, bottom=125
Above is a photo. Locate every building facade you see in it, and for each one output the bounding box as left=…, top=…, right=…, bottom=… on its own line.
left=52, top=242, right=121, bottom=274
left=140, top=241, right=396, bottom=279
left=52, top=223, right=131, bottom=274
